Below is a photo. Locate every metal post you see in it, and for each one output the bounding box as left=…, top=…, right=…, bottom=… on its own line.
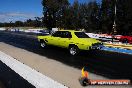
left=111, top=0, right=117, bottom=43
left=113, top=0, right=117, bottom=34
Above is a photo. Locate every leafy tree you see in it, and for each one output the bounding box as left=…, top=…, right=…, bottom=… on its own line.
left=100, top=0, right=115, bottom=33
left=34, top=17, right=42, bottom=27
left=117, top=0, right=132, bottom=34
left=42, top=0, right=69, bottom=31
left=61, top=0, right=100, bottom=31
left=100, top=0, right=132, bottom=34
left=15, top=21, right=24, bottom=27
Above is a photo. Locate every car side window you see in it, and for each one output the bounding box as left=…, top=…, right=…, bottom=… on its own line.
left=61, top=31, right=72, bottom=38
left=52, top=31, right=61, bottom=37
left=74, top=32, right=90, bottom=38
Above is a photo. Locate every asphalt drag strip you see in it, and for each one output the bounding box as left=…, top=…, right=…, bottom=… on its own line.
left=0, top=32, right=132, bottom=75
left=0, top=31, right=132, bottom=88
left=0, top=31, right=132, bottom=78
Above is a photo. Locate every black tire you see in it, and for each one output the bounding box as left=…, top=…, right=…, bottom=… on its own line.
left=69, top=45, right=79, bottom=56
left=40, top=40, right=47, bottom=48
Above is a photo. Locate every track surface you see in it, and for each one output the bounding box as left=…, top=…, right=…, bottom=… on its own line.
left=0, top=31, right=132, bottom=87
left=0, top=31, right=132, bottom=78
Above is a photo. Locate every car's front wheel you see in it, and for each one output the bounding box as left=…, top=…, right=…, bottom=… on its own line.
left=69, top=45, right=79, bottom=56
left=40, top=40, right=47, bottom=48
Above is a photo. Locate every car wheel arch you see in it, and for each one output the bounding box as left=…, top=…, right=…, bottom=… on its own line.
left=68, top=44, right=78, bottom=49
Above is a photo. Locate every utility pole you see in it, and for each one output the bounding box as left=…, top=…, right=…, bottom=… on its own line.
left=112, top=0, right=117, bottom=34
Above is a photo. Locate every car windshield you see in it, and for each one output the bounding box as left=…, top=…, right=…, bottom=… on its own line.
left=74, top=32, right=90, bottom=38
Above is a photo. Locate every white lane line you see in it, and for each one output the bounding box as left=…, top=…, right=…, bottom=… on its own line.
left=0, top=51, right=68, bottom=88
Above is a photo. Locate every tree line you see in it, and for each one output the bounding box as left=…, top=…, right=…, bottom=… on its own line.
left=100, top=0, right=132, bottom=34
left=42, top=0, right=132, bottom=34
left=42, top=0, right=100, bottom=32
left=0, top=17, right=42, bottom=27
left=0, top=0, right=132, bottom=34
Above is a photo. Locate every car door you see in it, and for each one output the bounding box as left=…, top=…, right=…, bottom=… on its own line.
left=58, top=31, right=72, bottom=48
left=48, top=31, right=61, bottom=46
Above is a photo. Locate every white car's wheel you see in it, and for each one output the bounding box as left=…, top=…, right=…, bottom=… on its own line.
left=69, top=45, right=79, bottom=56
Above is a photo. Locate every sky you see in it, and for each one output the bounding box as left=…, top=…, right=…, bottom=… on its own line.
left=0, top=0, right=101, bottom=23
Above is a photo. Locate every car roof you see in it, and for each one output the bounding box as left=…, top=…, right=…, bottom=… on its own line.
left=58, top=30, right=82, bottom=32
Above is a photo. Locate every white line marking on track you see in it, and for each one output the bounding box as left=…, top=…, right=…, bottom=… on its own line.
left=0, top=51, right=68, bottom=88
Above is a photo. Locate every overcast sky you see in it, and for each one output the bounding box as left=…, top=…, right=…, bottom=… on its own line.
left=0, top=0, right=101, bottom=23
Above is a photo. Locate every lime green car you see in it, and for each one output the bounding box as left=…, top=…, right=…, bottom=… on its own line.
left=38, top=30, right=103, bottom=55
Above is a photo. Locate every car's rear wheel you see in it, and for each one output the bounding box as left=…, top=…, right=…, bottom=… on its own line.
left=69, top=45, right=79, bottom=56
left=40, top=40, right=47, bottom=48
